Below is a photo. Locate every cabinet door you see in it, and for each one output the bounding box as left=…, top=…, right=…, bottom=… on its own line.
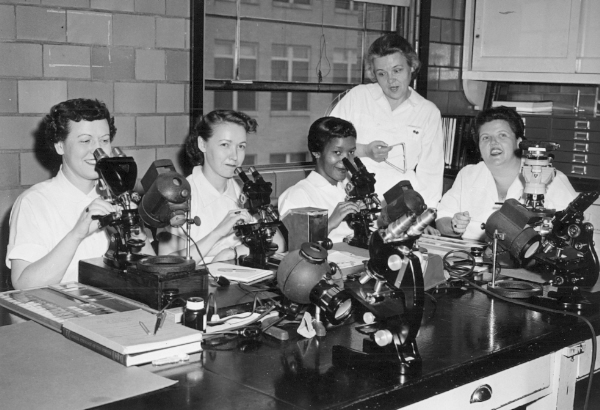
left=471, top=0, right=581, bottom=73
left=577, top=0, right=600, bottom=73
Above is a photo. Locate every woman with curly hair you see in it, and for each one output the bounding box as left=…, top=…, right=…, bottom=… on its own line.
left=7, top=98, right=120, bottom=289
left=159, top=110, right=257, bottom=262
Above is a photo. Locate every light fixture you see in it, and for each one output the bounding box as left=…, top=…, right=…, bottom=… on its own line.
left=277, top=242, right=353, bottom=326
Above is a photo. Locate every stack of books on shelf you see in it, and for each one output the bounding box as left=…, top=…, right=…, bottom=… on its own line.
left=492, top=100, right=553, bottom=114
left=62, top=309, right=202, bottom=366
left=442, top=115, right=479, bottom=170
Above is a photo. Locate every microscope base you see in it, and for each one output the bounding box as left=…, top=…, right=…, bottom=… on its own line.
left=79, top=257, right=209, bottom=310
left=332, top=340, right=422, bottom=375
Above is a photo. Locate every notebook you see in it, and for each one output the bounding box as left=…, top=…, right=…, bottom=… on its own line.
left=62, top=309, right=202, bottom=358
left=207, top=262, right=275, bottom=283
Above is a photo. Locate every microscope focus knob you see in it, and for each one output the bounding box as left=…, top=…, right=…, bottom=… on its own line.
left=363, top=312, right=376, bottom=324
left=373, top=329, right=393, bottom=347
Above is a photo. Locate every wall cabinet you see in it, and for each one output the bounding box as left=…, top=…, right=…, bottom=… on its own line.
left=462, top=0, right=600, bottom=103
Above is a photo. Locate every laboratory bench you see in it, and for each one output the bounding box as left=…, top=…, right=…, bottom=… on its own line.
left=3, top=282, right=594, bottom=409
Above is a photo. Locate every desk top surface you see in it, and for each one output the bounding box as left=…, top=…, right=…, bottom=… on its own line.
left=3, top=281, right=596, bottom=410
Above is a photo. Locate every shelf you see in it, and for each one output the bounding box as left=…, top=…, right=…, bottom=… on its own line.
left=463, top=71, right=600, bottom=85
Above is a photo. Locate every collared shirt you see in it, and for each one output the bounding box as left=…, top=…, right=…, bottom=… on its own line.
left=436, top=161, right=578, bottom=241
left=278, top=171, right=354, bottom=244
left=6, top=167, right=109, bottom=283
left=167, top=166, right=243, bottom=262
left=330, top=83, right=444, bottom=208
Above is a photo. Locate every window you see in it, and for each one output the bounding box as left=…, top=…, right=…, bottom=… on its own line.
left=270, top=152, right=309, bottom=164
left=333, top=48, right=361, bottom=84
left=273, top=0, right=311, bottom=5
left=200, top=1, right=413, bottom=166
left=242, top=154, right=257, bottom=166
left=214, top=40, right=257, bottom=112
left=334, top=0, right=359, bottom=11
left=271, top=45, right=309, bottom=112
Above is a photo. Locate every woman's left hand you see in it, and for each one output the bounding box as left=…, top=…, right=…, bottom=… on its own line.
left=423, top=225, right=440, bottom=236
left=366, top=141, right=393, bottom=162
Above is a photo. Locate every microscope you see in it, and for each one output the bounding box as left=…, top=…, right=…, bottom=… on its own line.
left=79, top=153, right=208, bottom=310
left=520, top=141, right=560, bottom=214
left=342, top=157, right=381, bottom=249
left=333, top=183, right=436, bottom=374
left=234, top=167, right=282, bottom=268
left=484, top=141, right=599, bottom=310
left=93, top=147, right=146, bottom=269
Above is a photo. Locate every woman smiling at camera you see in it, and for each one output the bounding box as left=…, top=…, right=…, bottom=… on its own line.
left=158, top=110, right=256, bottom=263
left=436, top=106, right=577, bottom=241
left=7, top=99, right=124, bottom=290
left=278, top=116, right=360, bottom=244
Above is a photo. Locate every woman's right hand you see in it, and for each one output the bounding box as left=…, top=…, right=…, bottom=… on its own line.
left=72, top=198, right=116, bottom=240
left=366, top=141, right=393, bottom=163
left=329, top=201, right=360, bottom=231
left=451, top=211, right=471, bottom=235
left=214, top=209, right=252, bottom=238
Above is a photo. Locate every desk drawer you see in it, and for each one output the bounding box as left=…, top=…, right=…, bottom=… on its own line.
left=407, top=356, right=551, bottom=410
left=553, top=161, right=600, bottom=180
left=551, top=129, right=600, bottom=143
left=577, top=336, right=600, bottom=379
left=551, top=141, right=600, bottom=155
left=553, top=118, right=600, bottom=131
left=552, top=150, right=600, bottom=165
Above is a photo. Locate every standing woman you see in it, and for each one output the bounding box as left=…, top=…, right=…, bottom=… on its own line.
left=159, top=110, right=254, bottom=262
left=331, top=33, right=444, bottom=213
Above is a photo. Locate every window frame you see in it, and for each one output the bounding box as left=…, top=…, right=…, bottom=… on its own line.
left=191, top=1, right=418, bottom=168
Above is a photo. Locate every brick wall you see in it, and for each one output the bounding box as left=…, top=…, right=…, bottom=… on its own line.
left=426, top=0, right=473, bottom=116
left=0, top=0, right=190, bottom=290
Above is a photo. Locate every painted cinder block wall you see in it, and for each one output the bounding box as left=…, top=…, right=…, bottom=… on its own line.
left=0, top=0, right=191, bottom=290
left=0, top=0, right=469, bottom=290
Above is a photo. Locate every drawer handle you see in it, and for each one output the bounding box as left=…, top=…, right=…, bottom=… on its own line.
left=575, top=120, right=590, bottom=129
left=572, top=165, right=587, bottom=175
left=573, top=143, right=589, bottom=152
left=573, top=154, right=588, bottom=163
left=574, top=132, right=589, bottom=141
left=470, top=384, right=492, bottom=403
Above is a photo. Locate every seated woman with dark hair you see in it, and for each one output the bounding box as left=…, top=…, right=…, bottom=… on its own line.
left=7, top=99, right=125, bottom=289
left=436, top=106, right=577, bottom=241
left=158, top=110, right=256, bottom=262
left=278, top=116, right=361, bottom=244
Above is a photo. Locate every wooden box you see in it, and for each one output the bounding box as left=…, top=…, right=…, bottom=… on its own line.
left=79, top=258, right=209, bottom=310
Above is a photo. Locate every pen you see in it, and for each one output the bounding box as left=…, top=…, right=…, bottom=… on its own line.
left=153, top=311, right=166, bottom=335
left=139, top=321, right=151, bottom=335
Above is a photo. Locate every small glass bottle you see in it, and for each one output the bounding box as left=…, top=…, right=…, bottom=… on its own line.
left=183, top=297, right=206, bottom=332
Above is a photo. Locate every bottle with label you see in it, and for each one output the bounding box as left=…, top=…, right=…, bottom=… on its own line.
left=183, top=297, right=206, bottom=332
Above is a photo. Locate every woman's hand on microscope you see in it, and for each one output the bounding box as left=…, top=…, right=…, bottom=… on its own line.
left=73, top=198, right=117, bottom=240
left=329, top=201, right=360, bottom=232
left=214, top=209, right=252, bottom=237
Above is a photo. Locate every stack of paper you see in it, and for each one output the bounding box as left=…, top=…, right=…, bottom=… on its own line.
left=62, top=309, right=202, bottom=366
left=207, top=262, right=275, bottom=283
